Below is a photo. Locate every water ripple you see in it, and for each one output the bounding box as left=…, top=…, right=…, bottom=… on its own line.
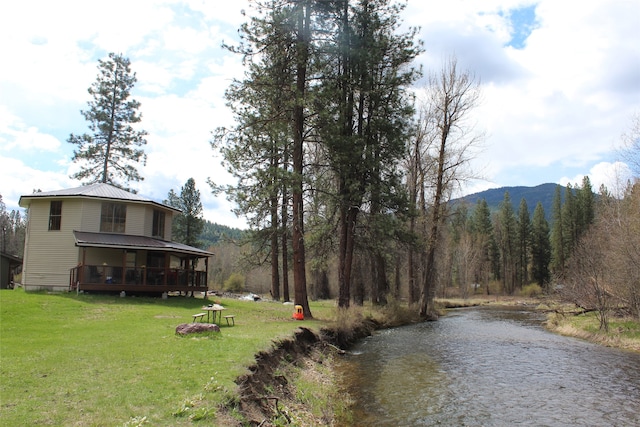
left=335, top=306, right=640, bottom=427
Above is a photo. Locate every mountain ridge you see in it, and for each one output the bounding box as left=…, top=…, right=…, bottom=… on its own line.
left=453, top=183, right=565, bottom=220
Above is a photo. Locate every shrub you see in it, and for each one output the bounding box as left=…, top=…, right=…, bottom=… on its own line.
left=487, top=280, right=502, bottom=295
left=520, top=283, right=543, bottom=297
left=380, top=296, right=420, bottom=326
left=224, top=273, right=245, bottom=292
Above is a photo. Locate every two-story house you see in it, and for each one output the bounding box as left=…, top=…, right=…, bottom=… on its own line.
left=18, top=183, right=213, bottom=294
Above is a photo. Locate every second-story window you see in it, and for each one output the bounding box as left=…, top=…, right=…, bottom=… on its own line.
left=100, top=202, right=126, bottom=233
left=152, top=210, right=165, bottom=239
left=48, top=200, right=62, bottom=231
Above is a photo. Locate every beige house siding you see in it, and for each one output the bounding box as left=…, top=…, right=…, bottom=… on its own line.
left=22, top=198, right=82, bottom=291
left=79, top=200, right=101, bottom=232
left=126, top=203, right=146, bottom=236
left=143, top=206, right=153, bottom=237
left=164, top=211, right=173, bottom=241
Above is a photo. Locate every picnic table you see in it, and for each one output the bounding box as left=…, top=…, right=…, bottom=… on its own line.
left=202, top=304, right=225, bottom=324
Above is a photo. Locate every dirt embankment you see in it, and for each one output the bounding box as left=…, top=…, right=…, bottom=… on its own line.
left=222, top=320, right=380, bottom=426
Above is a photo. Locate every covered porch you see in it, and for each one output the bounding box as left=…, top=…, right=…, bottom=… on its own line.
left=69, top=231, right=214, bottom=295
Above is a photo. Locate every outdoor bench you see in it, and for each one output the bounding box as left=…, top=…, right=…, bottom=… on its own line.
left=192, top=313, right=206, bottom=322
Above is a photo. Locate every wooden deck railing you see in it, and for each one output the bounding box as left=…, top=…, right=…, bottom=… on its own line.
left=69, top=265, right=208, bottom=293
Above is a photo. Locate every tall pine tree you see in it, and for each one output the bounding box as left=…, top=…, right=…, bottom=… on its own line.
left=550, top=185, right=565, bottom=277
left=68, top=53, right=147, bottom=190
left=212, top=0, right=318, bottom=315
left=165, top=178, right=204, bottom=249
left=576, top=175, right=595, bottom=237
left=497, top=191, right=518, bottom=294
left=470, top=198, right=496, bottom=292
left=316, top=0, right=421, bottom=309
left=530, top=202, right=551, bottom=289
left=516, top=198, right=531, bottom=287
left=562, top=183, right=578, bottom=255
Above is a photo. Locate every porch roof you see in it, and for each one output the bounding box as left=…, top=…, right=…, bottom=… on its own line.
left=73, top=231, right=214, bottom=258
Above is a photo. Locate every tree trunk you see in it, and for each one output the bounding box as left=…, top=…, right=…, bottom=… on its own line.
left=352, top=252, right=365, bottom=306
left=338, top=204, right=358, bottom=308
left=374, top=251, right=389, bottom=305
left=292, top=1, right=311, bottom=318
left=419, top=125, right=448, bottom=319
left=281, top=184, right=290, bottom=302
left=270, top=187, right=280, bottom=301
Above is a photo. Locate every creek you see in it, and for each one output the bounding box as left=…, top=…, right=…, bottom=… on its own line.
left=334, top=306, right=640, bottom=426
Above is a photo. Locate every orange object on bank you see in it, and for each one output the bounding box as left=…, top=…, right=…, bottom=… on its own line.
left=293, top=305, right=304, bottom=320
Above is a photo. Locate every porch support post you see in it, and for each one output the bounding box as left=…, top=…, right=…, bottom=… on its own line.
left=191, top=256, right=195, bottom=286
left=204, top=257, right=209, bottom=300
left=80, top=248, right=86, bottom=284
left=163, top=253, right=169, bottom=286
left=121, top=250, right=126, bottom=284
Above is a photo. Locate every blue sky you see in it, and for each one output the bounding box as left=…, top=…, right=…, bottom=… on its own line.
left=1, top=0, right=638, bottom=228
left=504, top=5, right=538, bottom=49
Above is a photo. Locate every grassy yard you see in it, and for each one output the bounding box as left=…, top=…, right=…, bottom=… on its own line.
left=0, top=289, right=336, bottom=426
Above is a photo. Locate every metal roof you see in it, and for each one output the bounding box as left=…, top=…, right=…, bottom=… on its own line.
left=73, top=231, right=214, bottom=257
left=19, top=183, right=179, bottom=212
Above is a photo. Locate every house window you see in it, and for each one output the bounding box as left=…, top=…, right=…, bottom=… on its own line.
left=100, top=202, right=126, bottom=233
left=152, top=210, right=165, bottom=239
left=48, top=201, right=62, bottom=231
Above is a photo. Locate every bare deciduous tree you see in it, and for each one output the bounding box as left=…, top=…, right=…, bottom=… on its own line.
left=413, top=57, right=483, bottom=319
left=620, top=113, right=640, bottom=178
left=599, top=182, right=640, bottom=319
left=563, top=224, right=612, bottom=331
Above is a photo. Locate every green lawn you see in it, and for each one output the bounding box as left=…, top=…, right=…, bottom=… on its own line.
left=0, top=289, right=335, bottom=426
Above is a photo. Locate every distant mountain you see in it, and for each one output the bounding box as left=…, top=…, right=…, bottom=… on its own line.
left=453, top=183, right=566, bottom=221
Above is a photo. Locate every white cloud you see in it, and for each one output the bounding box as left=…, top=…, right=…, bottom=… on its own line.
left=0, top=155, right=76, bottom=209
left=187, top=0, right=251, bottom=28
left=0, top=108, right=62, bottom=152
left=10, top=127, right=61, bottom=152
left=560, top=161, right=633, bottom=194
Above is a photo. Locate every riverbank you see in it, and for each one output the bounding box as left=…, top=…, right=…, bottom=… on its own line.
left=217, top=302, right=421, bottom=426
left=542, top=305, right=640, bottom=353
left=230, top=296, right=640, bottom=426
left=438, top=295, right=640, bottom=353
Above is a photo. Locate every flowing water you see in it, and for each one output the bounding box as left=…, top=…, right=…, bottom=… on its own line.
left=335, top=306, right=640, bottom=426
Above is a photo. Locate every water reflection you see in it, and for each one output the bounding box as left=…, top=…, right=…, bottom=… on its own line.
left=335, top=306, right=640, bottom=426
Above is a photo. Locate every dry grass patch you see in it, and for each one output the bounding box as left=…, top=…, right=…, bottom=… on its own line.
left=546, top=312, right=640, bottom=352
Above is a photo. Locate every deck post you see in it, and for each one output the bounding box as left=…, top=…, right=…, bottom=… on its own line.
left=121, top=250, right=127, bottom=284
left=204, top=257, right=209, bottom=300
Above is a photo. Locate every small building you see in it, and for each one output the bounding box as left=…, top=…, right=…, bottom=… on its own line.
left=18, top=183, right=213, bottom=294
left=0, top=251, right=22, bottom=289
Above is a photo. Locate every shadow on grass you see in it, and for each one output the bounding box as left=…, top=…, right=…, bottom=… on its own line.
left=175, top=331, right=222, bottom=339
left=56, top=290, right=210, bottom=309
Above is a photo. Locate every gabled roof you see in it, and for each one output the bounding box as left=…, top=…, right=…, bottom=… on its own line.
left=73, top=231, right=214, bottom=257
left=19, top=183, right=179, bottom=212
